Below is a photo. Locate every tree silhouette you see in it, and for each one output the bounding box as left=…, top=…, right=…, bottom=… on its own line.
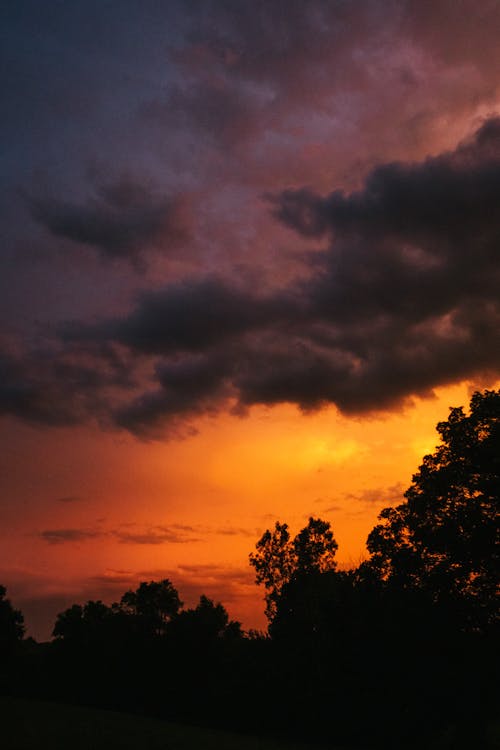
left=52, top=603, right=85, bottom=641
left=293, top=517, right=338, bottom=574
left=366, top=389, right=500, bottom=630
left=120, top=579, right=182, bottom=636
left=52, top=600, right=119, bottom=646
left=0, top=585, right=24, bottom=649
left=250, top=517, right=338, bottom=621
left=167, top=595, right=243, bottom=647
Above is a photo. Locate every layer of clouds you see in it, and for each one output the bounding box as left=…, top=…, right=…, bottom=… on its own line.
left=37, top=524, right=200, bottom=546
left=37, top=522, right=257, bottom=546
left=2, top=1, right=500, bottom=438
left=3, top=119, right=500, bottom=436
left=78, top=121, right=500, bottom=432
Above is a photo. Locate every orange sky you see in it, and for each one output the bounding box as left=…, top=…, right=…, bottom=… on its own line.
left=2, top=2, right=500, bottom=641
left=2, top=380, right=495, bottom=639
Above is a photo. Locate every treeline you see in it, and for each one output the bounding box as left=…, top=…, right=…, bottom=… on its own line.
left=1, top=390, right=499, bottom=749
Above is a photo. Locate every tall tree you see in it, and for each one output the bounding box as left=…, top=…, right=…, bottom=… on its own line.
left=120, top=579, right=182, bottom=636
left=52, top=604, right=85, bottom=641
left=0, top=585, right=24, bottom=649
left=250, top=517, right=337, bottom=621
left=366, top=389, right=500, bottom=630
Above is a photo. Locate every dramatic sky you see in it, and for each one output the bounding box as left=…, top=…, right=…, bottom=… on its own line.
left=2, top=0, right=500, bottom=640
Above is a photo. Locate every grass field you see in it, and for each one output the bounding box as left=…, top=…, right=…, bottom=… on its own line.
left=2, top=695, right=498, bottom=750
left=0, top=696, right=328, bottom=750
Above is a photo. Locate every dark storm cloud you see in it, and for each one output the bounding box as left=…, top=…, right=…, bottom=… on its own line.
left=29, top=178, right=189, bottom=265
left=114, top=352, right=232, bottom=437
left=270, top=117, right=500, bottom=341
left=106, top=118, right=500, bottom=430
left=109, top=278, right=282, bottom=355
left=0, top=340, right=135, bottom=427
left=272, top=117, right=500, bottom=244
left=102, top=278, right=302, bottom=434
left=3, top=118, right=500, bottom=436
left=0, top=350, right=83, bottom=427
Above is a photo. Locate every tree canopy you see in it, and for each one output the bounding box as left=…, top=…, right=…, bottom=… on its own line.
left=167, top=595, right=243, bottom=647
left=366, top=389, right=500, bottom=629
left=0, top=585, right=24, bottom=649
left=120, top=579, right=182, bottom=636
left=249, top=516, right=338, bottom=620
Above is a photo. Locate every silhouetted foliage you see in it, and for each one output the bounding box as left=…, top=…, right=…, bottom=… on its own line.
left=0, top=586, right=25, bottom=694
left=167, top=595, right=243, bottom=648
left=249, top=517, right=337, bottom=620
left=52, top=600, right=122, bottom=646
left=0, top=585, right=24, bottom=648
left=366, top=389, right=500, bottom=630
left=120, top=579, right=182, bottom=636
left=52, top=603, right=85, bottom=641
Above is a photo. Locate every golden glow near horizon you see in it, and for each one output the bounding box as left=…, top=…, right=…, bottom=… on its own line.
left=2, top=379, right=495, bottom=636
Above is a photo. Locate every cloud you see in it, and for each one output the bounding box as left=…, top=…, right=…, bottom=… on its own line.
left=114, top=118, right=500, bottom=430
left=342, top=482, right=406, bottom=507
left=111, top=523, right=256, bottom=544
left=272, top=117, right=500, bottom=244
left=29, top=177, right=190, bottom=266
left=214, top=526, right=258, bottom=538
left=3, top=118, right=500, bottom=436
left=108, top=278, right=282, bottom=355
left=114, top=525, right=201, bottom=545
left=0, top=350, right=81, bottom=427
left=113, top=352, right=233, bottom=437
left=39, top=528, right=103, bottom=545
left=0, top=339, right=135, bottom=428
left=38, top=522, right=201, bottom=546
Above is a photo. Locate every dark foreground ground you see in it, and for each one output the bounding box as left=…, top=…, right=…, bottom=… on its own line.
left=1, top=696, right=498, bottom=750
left=0, top=696, right=339, bottom=750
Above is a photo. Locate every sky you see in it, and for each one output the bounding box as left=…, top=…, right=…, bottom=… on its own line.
left=1, top=0, right=500, bottom=640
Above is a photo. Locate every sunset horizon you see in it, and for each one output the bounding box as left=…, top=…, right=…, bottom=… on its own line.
left=2, top=1, right=500, bottom=647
